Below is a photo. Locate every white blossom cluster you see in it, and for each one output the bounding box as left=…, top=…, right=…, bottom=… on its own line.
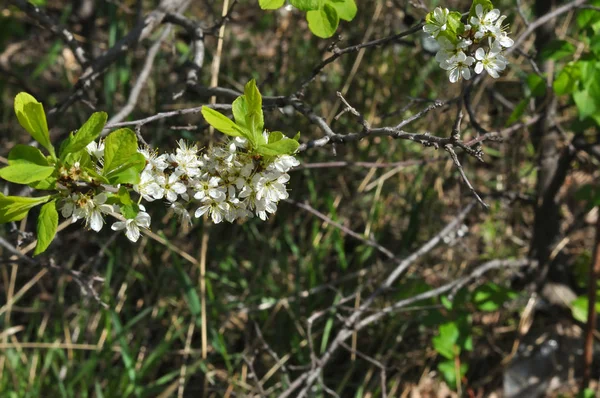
left=423, top=5, right=514, bottom=83
left=57, top=135, right=299, bottom=243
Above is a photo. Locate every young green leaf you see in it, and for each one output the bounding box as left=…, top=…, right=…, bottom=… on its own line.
left=540, top=40, right=576, bottom=61
left=257, top=136, right=300, bottom=156
left=103, top=128, right=145, bottom=184
left=8, top=145, right=49, bottom=166
left=268, top=131, right=284, bottom=143
left=259, top=0, right=285, bottom=9
left=106, top=153, right=146, bottom=185
left=14, top=92, right=55, bottom=157
left=307, top=3, right=339, bottom=38
left=60, top=112, right=108, bottom=158
left=290, top=0, right=319, bottom=11
left=244, top=79, right=264, bottom=135
left=29, top=177, right=57, bottom=190
left=0, top=164, right=55, bottom=184
left=329, top=0, right=357, bottom=22
left=201, top=106, right=244, bottom=137
left=553, top=62, right=581, bottom=95
left=232, top=96, right=249, bottom=129
left=0, top=193, right=51, bottom=223
left=34, top=200, right=58, bottom=255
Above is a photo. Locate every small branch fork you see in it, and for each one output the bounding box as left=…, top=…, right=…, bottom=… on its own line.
left=334, top=92, right=489, bottom=209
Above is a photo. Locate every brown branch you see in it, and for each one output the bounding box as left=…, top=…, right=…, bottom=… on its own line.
left=8, top=0, right=89, bottom=66
left=582, top=206, right=600, bottom=388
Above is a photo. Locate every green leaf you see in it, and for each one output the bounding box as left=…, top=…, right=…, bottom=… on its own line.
left=290, top=0, right=319, bottom=11
left=34, top=200, right=58, bottom=255
left=328, top=0, right=356, bottom=22
left=445, top=11, right=465, bottom=36
left=257, top=137, right=300, bottom=156
left=106, top=153, right=146, bottom=185
left=437, top=360, right=468, bottom=390
left=571, top=296, right=600, bottom=323
left=553, top=62, right=581, bottom=95
left=244, top=79, right=265, bottom=146
left=8, top=145, right=49, bottom=166
left=505, top=97, right=529, bottom=126
left=29, top=176, right=57, bottom=190
left=468, top=0, right=494, bottom=19
left=307, top=3, right=339, bottom=39
left=59, top=112, right=107, bottom=158
left=0, top=164, right=55, bottom=184
left=0, top=193, right=51, bottom=223
left=102, top=128, right=145, bottom=184
left=540, top=40, right=576, bottom=61
left=472, top=282, right=517, bottom=312
left=574, top=87, right=600, bottom=123
left=259, top=0, right=285, bottom=9
left=201, top=106, right=243, bottom=137
left=526, top=74, right=547, bottom=97
left=232, top=96, right=249, bottom=129
left=84, top=167, right=110, bottom=184
left=577, top=388, right=597, bottom=398
left=14, top=92, right=55, bottom=157
left=432, top=322, right=460, bottom=360
left=268, top=131, right=284, bottom=143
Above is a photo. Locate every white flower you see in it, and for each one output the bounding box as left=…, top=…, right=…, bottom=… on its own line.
left=86, top=140, right=105, bottom=160
left=474, top=42, right=507, bottom=78
left=162, top=173, right=187, bottom=202
left=135, top=170, right=165, bottom=202
left=111, top=211, right=151, bottom=242
left=194, top=176, right=226, bottom=202
left=470, top=4, right=501, bottom=38
left=423, top=7, right=449, bottom=38
left=171, top=202, right=192, bottom=227
left=440, top=51, right=475, bottom=83
left=194, top=199, right=230, bottom=224
left=254, top=198, right=277, bottom=221
left=492, top=16, right=514, bottom=48
left=74, top=193, right=113, bottom=232
left=254, top=173, right=290, bottom=202
left=268, top=155, right=300, bottom=173
left=139, top=148, right=168, bottom=172
left=60, top=193, right=82, bottom=221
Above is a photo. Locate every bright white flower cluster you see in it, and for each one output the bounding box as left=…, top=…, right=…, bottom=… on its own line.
left=56, top=135, right=299, bottom=243
left=423, top=4, right=513, bottom=83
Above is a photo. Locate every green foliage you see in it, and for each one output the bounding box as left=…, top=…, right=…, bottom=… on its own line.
left=102, top=128, right=145, bottom=184
left=202, top=79, right=299, bottom=156
left=0, top=193, right=51, bottom=223
left=259, top=0, right=357, bottom=38
left=59, top=112, right=108, bottom=158
left=14, top=92, right=55, bottom=157
left=472, top=282, right=517, bottom=311
left=258, top=0, right=284, bottom=9
left=437, top=360, right=468, bottom=390
left=553, top=62, right=581, bottom=95
left=526, top=73, right=546, bottom=97
left=34, top=200, right=58, bottom=255
left=540, top=40, right=576, bottom=61
left=0, top=163, right=55, bottom=184
left=8, top=145, right=49, bottom=166
left=571, top=295, right=600, bottom=323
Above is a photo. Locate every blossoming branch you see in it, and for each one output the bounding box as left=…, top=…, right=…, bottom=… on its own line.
left=0, top=80, right=300, bottom=253
left=423, top=0, right=514, bottom=83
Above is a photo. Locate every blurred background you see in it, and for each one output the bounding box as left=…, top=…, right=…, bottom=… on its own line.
left=1, top=0, right=599, bottom=396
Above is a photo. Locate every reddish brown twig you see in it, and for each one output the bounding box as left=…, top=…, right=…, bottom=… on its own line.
left=582, top=206, right=600, bottom=388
